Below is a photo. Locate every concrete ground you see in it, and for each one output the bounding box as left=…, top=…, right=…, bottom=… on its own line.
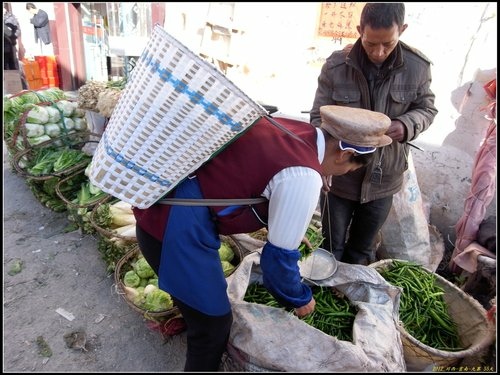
left=3, top=144, right=187, bottom=372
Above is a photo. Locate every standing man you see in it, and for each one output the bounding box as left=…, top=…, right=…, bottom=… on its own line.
left=4, top=4, right=28, bottom=89
left=309, top=3, right=438, bottom=265
left=26, top=2, right=51, bottom=54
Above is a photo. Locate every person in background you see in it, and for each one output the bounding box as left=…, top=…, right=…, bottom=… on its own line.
left=4, top=4, right=28, bottom=89
left=309, top=2, right=438, bottom=266
left=26, top=2, right=51, bottom=50
left=132, top=105, right=392, bottom=371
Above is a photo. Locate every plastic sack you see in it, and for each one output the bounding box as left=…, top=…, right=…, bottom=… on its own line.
left=378, top=152, right=443, bottom=271
left=223, top=250, right=406, bottom=372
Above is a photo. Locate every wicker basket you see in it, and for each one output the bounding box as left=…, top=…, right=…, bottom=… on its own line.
left=55, top=167, right=109, bottom=209
left=55, top=167, right=109, bottom=233
left=12, top=132, right=100, bottom=180
left=88, top=24, right=267, bottom=209
left=370, top=259, right=496, bottom=371
left=115, top=238, right=244, bottom=320
left=114, top=246, right=180, bottom=320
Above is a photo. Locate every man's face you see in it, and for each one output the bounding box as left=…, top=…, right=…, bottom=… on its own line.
left=357, top=22, right=405, bottom=66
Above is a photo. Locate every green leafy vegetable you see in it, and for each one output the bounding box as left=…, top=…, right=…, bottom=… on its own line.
left=133, top=257, right=155, bottom=279
left=143, top=289, right=174, bottom=312
left=123, top=270, right=141, bottom=287
left=218, top=242, right=234, bottom=262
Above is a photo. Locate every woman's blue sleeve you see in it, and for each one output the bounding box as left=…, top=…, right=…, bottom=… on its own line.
left=260, top=241, right=312, bottom=308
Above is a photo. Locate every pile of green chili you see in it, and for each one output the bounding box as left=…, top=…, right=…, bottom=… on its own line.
left=378, top=260, right=463, bottom=351
left=244, top=284, right=356, bottom=341
left=298, top=225, right=324, bottom=260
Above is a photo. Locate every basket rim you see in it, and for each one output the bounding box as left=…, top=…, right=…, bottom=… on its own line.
left=370, top=258, right=496, bottom=357
left=114, top=246, right=180, bottom=318
left=55, top=166, right=109, bottom=208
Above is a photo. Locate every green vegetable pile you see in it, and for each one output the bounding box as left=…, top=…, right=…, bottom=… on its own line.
left=26, top=146, right=92, bottom=176
left=3, top=89, right=90, bottom=171
left=65, top=177, right=108, bottom=234
left=97, top=236, right=136, bottom=273
left=4, top=88, right=67, bottom=148
left=218, top=242, right=236, bottom=277
left=298, top=221, right=324, bottom=260
left=378, top=260, right=463, bottom=351
left=244, top=284, right=356, bottom=341
left=120, top=253, right=174, bottom=313
left=26, top=177, right=69, bottom=212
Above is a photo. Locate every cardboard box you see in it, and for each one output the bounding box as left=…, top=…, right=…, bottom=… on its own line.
left=3, top=70, right=23, bottom=95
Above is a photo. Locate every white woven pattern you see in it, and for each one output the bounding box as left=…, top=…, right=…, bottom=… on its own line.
left=89, top=25, right=266, bottom=208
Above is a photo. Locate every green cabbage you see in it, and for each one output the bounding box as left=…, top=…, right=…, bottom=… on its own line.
left=148, top=278, right=159, bottom=288
left=58, top=117, right=75, bottom=131
left=44, top=123, right=61, bottom=138
left=26, top=105, right=49, bottom=124
left=55, top=100, right=76, bottom=117
left=24, top=123, right=45, bottom=137
left=123, top=270, right=141, bottom=287
left=133, top=257, right=155, bottom=279
left=143, top=289, right=173, bottom=312
left=132, top=287, right=146, bottom=307
left=72, top=117, right=87, bottom=131
left=221, top=260, right=235, bottom=277
left=218, top=242, right=234, bottom=262
left=45, top=106, right=61, bottom=123
left=27, top=134, right=51, bottom=146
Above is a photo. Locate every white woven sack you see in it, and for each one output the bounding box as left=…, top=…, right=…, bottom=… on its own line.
left=88, top=25, right=266, bottom=208
left=225, top=251, right=406, bottom=372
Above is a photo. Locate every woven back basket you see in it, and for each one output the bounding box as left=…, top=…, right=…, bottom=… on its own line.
left=88, top=25, right=267, bottom=209
left=370, top=259, right=496, bottom=371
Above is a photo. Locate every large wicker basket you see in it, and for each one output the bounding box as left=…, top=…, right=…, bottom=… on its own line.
left=370, top=259, right=496, bottom=371
left=88, top=24, right=267, bottom=209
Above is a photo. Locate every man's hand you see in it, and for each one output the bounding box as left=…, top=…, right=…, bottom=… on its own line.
left=385, top=120, right=406, bottom=142
left=294, top=297, right=315, bottom=318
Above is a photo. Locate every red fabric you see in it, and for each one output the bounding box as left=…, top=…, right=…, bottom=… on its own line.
left=450, top=79, right=497, bottom=273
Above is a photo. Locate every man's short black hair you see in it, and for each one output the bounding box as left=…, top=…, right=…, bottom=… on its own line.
left=26, top=3, right=37, bottom=11
left=360, top=3, right=405, bottom=31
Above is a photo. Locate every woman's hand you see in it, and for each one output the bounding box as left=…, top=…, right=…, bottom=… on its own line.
left=294, top=297, right=315, bottom=317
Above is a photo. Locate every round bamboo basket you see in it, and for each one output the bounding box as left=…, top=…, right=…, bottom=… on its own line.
left=55, top=166, right=109, bottom=209
left=370, top=259, right=496, bottom=371
left=114, top=236, right=245, bottom=319
left=114, top=246, right=180, bottom=320
left=12, top=132, right=101, bottom=180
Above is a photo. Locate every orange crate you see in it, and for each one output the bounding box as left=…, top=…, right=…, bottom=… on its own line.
left=22, top=61, right=35, bottom=81
left=32, top=63, right=41, bottom=79
left=27, top=78, right=43, bottom=90
left=47, top=77, right=59, bottom=87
